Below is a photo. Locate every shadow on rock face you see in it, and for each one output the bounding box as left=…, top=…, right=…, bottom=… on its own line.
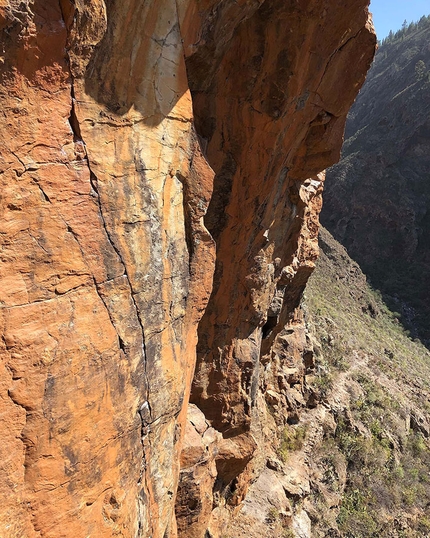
left=83, top=0, right=188, bottom=126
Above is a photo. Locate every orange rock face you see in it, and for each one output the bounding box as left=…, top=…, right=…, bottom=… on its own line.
left=0, top=1, right=375, bottom=537
left=182, top=1, right=375, bottom=533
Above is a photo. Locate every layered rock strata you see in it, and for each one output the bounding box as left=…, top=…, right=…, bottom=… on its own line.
left=0, top=1, right=375, bottom=537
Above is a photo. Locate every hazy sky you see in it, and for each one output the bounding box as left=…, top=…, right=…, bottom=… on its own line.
left=369, top=0, right=430, bottom=39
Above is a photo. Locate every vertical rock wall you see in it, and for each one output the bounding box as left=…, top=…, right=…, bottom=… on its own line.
left=0, top=1, right=215, bottom=536
left=0, top=1, right=375, bottom=537
left=179, top=1, right=375, bottom=534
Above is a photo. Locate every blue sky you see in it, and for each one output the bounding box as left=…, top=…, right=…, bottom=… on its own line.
left=369, top=0, right=430, bottom=38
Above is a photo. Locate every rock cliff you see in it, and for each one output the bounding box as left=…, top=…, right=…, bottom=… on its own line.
left=0, top=1, right=375, bottom=537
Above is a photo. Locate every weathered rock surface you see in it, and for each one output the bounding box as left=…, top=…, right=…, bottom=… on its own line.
left=0, top=1, right=375, bottom=537
left=1, top=2, right=214, bottom=536
left=185, top=0, right=375, bottom=533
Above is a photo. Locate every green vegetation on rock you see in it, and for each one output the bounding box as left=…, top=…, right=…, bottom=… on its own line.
left=278, top=425, right=307, bottom=461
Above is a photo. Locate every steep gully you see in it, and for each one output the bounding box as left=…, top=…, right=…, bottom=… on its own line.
left=0, top=1, right=375, bottom=537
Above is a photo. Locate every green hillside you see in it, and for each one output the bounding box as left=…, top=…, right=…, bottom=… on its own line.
left=322, top=17, right=430, bottom=344
left=302, top=227, right=430, bottom=537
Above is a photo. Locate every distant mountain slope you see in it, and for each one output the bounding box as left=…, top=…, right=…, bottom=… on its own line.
left=322, top=16, right=430, bottom=343
left=221, top=226, right=430, bottom=538
left=302, top=227, right=430, bottom=538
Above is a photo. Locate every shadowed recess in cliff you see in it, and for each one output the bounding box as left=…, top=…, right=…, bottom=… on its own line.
left=187, top=0, right=376, bottom=437
left=83, top=0, right=188, bottom=126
